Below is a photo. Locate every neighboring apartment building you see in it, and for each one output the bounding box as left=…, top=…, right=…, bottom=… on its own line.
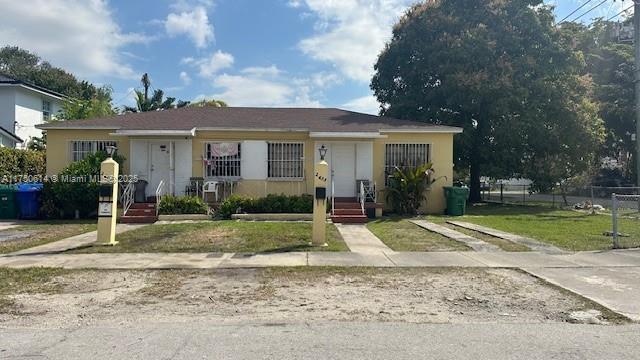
left=0, top=74, right=64, bottom=148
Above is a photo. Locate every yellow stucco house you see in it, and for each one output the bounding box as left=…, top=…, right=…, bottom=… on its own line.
left=38, top=107, right=462, bottom=221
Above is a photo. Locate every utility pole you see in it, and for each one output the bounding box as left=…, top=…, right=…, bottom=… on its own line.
left=636, top=0, right=640, bottom=186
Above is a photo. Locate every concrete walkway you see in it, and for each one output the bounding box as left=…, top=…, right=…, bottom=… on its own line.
left=409, top=220, right=502, bottom=252
left=334, top=224, right=395, bottom=254
left=525, top=260, right=640, bottom=321
left=9, top=224, right=146, bottom=255
left=447, top=221, right=565, bottom=254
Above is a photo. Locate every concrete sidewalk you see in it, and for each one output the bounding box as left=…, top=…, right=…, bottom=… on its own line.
left=2, top=248, right=639, bottom=269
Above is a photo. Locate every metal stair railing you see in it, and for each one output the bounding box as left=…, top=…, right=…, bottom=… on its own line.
left=121, top=180, right=135, bottom=216
left=155, top=180, right=165, bottom=217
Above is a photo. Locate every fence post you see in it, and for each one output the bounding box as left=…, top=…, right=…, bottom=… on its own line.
left=612, top=193, right=619, bottom=249
left=552, top=189, right=555, bottom=208
left=500, top=183, right=504, bottom=204
left=590, top=186, right=595, bottom=207
left=522, top=185, right=526, bottom=205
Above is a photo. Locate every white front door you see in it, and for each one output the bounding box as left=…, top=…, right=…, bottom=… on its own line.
left=331, top=143, right=356, bottom=197
left=149, top=142, right=171, bottom=195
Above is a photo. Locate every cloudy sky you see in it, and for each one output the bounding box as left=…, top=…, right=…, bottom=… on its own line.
left=0, top=0, right=631, bottom=114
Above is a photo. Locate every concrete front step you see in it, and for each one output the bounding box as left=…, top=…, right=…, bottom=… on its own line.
left=130, top=202, right=156, bottom=210
left=119, top=215, right=157, bottom=224
left=333, top=202, right=361, bottom=210
left=331, top=215, right=368, bottom=224
left=333, top=209, right=363, bottom=215
left=125, top=208, right=156, bottom=217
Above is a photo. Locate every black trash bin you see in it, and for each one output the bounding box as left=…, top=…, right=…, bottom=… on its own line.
left=0, top=185, right=18, bottom=219
left=134, top=180, right=148, bottom=203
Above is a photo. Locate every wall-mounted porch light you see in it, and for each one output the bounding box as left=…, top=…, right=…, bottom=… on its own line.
left=318, top=144, right=328, bottom=161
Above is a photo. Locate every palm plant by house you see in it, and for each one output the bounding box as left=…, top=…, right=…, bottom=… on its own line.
left=386, top=163, right=438, bottom=215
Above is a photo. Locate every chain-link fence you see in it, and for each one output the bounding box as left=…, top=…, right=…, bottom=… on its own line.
left=481, top=183, right=640, bottom=212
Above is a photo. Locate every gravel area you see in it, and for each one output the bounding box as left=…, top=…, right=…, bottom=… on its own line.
left=0, top=268, right=625, bottom=328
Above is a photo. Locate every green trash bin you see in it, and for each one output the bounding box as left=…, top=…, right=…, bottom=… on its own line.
left=0, top=184, right=18, bottom=219
left=443, top=186, right=470, bottom=216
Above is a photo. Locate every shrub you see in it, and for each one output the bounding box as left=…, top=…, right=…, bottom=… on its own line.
left=386, top=163, right=437, bottom=215
left=40, top=152, right=125, bottom=219
left=0, top=147, right=45, bottom=179
left=159, top=195, right=208, bottom=215
left=216, top=193, right=314, bottom=219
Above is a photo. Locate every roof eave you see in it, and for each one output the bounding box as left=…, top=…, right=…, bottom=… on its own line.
left=0, top=83, right=66, bottom=100
left=380, top=127, right=463, bottom=134
left=36, top=124, right=120, bottom=130
left=0, top=127, right=23, bottom=143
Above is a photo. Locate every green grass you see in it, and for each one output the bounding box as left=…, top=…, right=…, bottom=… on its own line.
left=432, top=203, right=640, bottom=251
left=0, top=221, right=96, bottom=254
left=0, top=267, right=69, bottom=313
left=367, top=218, right=471, bottom=252
left=70, top=221, right=349, bottom=253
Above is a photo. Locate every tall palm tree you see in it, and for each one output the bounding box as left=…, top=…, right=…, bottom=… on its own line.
left=123, top=73, right=189, bottom=113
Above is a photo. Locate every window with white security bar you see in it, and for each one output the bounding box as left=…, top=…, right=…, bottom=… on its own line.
left=267, top=142, right=304, bottom=179
left=204, top=142, right=241, bottom=178
left=70, top=140, right=118, bottom=161
left=384, top=143, right=430, bottom=184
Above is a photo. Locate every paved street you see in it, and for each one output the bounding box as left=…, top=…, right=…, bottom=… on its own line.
left=2, top=322, right=639, bottom=359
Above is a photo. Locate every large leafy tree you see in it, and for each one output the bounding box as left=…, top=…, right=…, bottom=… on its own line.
left=56, top=86, right=116, bottom=121
left=0, top=46, right=111, bottom=101
left=559, top=20, right=636, bottom=181
left=123, top=73, right=190, bottom=113
left=371, top=0, right=604, bottom=201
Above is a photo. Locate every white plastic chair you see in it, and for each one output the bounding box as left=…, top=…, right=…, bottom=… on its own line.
left=202, top=181, right=219, bottom=202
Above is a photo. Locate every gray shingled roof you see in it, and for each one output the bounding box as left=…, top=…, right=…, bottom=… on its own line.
left=37, top=107, right=461, bottom=133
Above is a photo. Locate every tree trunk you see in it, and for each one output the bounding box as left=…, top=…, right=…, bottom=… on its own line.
left=469, top=118, right=483, bottom=203
left=469, top=158, right=482, bottom=203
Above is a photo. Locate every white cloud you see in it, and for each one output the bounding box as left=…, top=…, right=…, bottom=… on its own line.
left=203, top=67, right=323, bottom=107
left=310, top=72, right=341, bottom=88
left=0, top=0, right=149, bottom=79
left=165, top=6, right=214, bottom=48
left=287, top=0, right=303, bottom=8
left=241, top=65, right=282, bottom=77
left=296, top=0, right=414, bottom=82
left=184, top=50, right=235, bottom=78
left=342, top=95, right=380, bottom=115
left=179, top=71, right=192, bottom=85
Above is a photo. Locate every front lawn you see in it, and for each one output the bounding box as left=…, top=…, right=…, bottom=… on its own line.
left=0, top=221, right=97, bottom=254
left=434, top=204, right=640, bottom=251
left=367, top=218, right=471, bottom=252
left=70, top=221, right=348, bottom=253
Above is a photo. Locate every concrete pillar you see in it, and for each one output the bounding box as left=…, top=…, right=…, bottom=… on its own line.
left=97, top=157, right=119, bottom=245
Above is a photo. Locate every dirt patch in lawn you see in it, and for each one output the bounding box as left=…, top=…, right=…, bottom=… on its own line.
left=0, top=268, right=626, bottom=327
